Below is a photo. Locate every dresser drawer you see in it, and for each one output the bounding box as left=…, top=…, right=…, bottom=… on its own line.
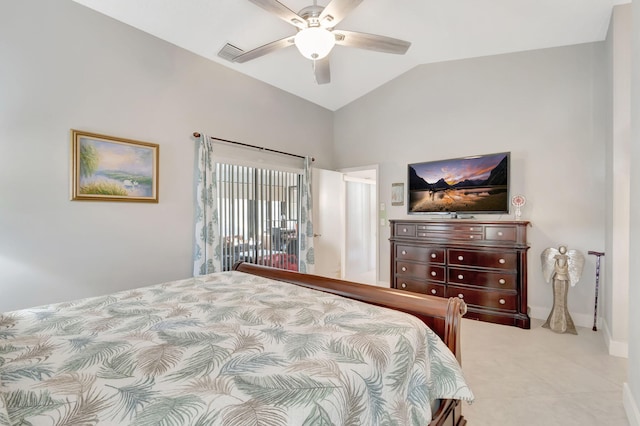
left=395, top=223, right=416, bottom=237
left=417, top=223, right=484, bottom=233
left=395, top=278, right=445, bottom=297
left=485, top=226, right=517, bottom=242
left=417, top=229, right=484, bottom=242
left=447, top=285, right=517, bottom=311
left=396, top=262, right=445, bottom=282
left=448, top=249, right=517, bottom=270
left=416, top=224, right=483, bottom=241
left=448, top=267, right=517, bottom=290
left=396, top=245, right=445, bottom=263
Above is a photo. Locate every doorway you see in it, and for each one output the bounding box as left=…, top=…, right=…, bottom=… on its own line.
left=311, top=166, right=379, bottom=286
left=341, top=167, right=378, bottom=286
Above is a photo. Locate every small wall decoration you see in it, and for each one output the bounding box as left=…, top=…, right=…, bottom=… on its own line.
left=511, top=194, right=526, bottom=219
left=391, top=182, right=404, bottom=206
left=71, top=130, right=159, bottom=202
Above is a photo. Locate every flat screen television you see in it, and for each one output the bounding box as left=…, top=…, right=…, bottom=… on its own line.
left=408, top=152, right=510, bottom=215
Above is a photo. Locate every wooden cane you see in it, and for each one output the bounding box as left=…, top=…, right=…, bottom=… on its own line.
left=587, top=251, right=605, bottom=331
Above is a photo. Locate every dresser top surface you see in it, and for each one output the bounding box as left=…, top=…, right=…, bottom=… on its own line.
left=389, top=219, right=530, bottom=226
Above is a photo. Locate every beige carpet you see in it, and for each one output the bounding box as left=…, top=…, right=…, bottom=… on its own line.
left=460, top=318, right=629, bottom=426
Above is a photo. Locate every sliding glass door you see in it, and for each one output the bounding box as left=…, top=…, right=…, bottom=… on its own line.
left=217, top=163, right=300, bottom=271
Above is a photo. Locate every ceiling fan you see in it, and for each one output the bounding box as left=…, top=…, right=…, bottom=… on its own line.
left=231, top=0, right=411, bottom=84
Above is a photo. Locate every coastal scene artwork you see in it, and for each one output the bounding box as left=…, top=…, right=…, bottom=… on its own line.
left=71, top=130, right=159, bottom=202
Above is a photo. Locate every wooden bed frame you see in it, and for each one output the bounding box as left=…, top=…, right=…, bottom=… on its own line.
left=233, top=262, right=468, bottom=426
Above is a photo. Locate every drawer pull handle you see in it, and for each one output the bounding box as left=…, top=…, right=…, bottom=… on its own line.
left=499, top=278, right=506, bottom=285
left=499, top=299, right=506, bottom=305
left=469, top=235, right=474, bottom=239
left=401, top=283, right=407, bottom=289
left=458, top=293, right=464, bottom=299
left=457, top=274, right=464, bottom=280
left=401, top=250, right=407, bottom=255
left=431, top=253, right=436, bottom=259
left=458, top=255, right=464, bottom=261
left=469, top=227, right=474, bottom=231
left=401, top=267, right=407, bottom=272
left=402, top=228, right=407, bottom=233
left=498, top=231, right=504, bottom=236
left=431, top=271, right=437, bottom=277
left=499, top=258, right=506, bottom=264
left=431, top=289, right=437, bottom=295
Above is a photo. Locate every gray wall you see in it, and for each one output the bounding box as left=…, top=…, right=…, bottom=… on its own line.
left=0, top=0, right=334, bottom=312
left=627, top=0, right=640, bottom=421
left=334, top=43, right=607, bottom=327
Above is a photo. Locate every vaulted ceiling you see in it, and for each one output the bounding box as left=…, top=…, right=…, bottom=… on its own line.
left=72, top=0, right=627, bottom=111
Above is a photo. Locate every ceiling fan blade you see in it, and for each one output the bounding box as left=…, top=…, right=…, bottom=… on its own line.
left=319, top=0, right=363, bottom=28
left=248, top=0, right=307, bottom=29
left=313, top=57, right=331, bottom=85
left=232, top=36, right=295, bottom=63
left=334, top=30, right=411, bottom=54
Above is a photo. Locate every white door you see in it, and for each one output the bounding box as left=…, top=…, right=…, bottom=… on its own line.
left=311, top=168, right=344, bottom=278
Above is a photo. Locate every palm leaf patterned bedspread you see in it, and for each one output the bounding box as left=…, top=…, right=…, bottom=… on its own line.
left=0, top=271, right=473, bottom=425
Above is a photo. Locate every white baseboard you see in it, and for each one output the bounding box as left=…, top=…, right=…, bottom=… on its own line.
left=602, top=319, right=629, bottom=358
left=624, top=383, right=640, bottom=426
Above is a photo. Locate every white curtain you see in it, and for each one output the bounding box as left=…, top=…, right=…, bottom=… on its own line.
left=298, top=157, right=315, bottom=273
left=193, top=134, right=222, bottom=275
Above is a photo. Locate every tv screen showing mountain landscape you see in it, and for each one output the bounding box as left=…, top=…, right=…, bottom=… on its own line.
left=408, top=152, right=509, bottom=214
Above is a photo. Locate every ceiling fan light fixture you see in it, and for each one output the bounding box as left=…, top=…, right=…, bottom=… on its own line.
left=294, top=27, right=335, bottom=60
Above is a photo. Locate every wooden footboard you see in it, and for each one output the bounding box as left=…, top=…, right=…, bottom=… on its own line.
left=232, top=262, right=468, bottom=426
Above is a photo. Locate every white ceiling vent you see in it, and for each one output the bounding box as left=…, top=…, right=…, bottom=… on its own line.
left=217, top=43, right=244, bottom=62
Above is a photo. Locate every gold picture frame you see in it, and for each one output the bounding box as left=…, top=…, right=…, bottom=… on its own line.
left=71, top=130, right=159, bottom=202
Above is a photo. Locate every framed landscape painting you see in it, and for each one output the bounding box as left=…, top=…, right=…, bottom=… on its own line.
left=71, top=130, right=159, bottom=202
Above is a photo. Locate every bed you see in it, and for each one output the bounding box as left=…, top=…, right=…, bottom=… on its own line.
left=0, top=262, right=473, bottom=426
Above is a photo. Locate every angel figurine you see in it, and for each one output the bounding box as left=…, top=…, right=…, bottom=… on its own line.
left=541, top=245, right=585, bottom=334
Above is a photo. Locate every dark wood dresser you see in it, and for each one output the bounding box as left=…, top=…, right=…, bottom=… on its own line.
left=390, top=219, right=531, bottom=328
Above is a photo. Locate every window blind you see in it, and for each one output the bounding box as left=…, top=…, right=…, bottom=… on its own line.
left=217, top=162, right=300, bottom=272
